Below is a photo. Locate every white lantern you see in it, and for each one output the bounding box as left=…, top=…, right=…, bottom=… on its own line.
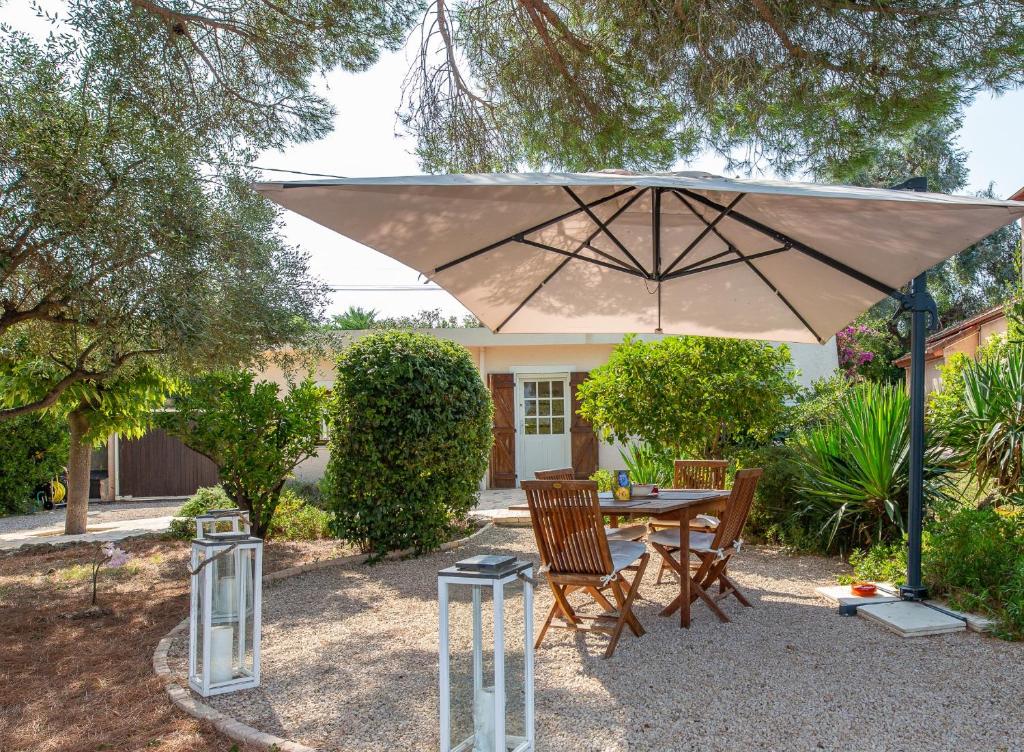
left=438, top=555, right=534, bottom=752
left=189, top=531, right=262, bottom=697
left=194, top=508, right=251, bottom=537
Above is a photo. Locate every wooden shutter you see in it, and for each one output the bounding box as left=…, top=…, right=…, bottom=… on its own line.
left=488, top=373, right=516, bottom=488
left=570, top=372, right=598, bottom=480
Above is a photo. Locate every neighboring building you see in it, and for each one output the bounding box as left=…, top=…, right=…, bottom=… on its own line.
left=263, top=329, right=839, bottom=490
left=893, top=305, right=1008, bottom=395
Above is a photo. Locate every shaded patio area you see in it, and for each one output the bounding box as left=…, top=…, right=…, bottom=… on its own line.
left=169, top=525, right=1024, bottom=752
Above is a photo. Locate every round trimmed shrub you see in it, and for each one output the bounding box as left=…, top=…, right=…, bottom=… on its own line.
left=167, top=486, right=235, bottom=539
left=325, top=330, right=493, bottom=557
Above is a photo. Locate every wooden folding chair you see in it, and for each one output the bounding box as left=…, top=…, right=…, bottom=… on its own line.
left=648, top=468, right=762, bottom=623
left=650, top=459, right=729, bottom=584
left=522, top=479, right=650, bottom=658
left=533, top=468, right=646, bottom=543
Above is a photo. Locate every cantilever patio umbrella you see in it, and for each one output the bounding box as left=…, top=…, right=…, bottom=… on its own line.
left=255, top=170, right=1024, bottom=599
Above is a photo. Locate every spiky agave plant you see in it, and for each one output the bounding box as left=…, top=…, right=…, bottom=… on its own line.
left=941, top=346, right=1024, bottom=505
left=794, top=381, right=950, bottom=553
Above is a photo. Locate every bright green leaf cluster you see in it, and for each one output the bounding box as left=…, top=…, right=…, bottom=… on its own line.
left=159, top=371, right=327, bottom=538
left=324, top=331, right=492, bottom=559
left=577, top=335, right=798, bottom=460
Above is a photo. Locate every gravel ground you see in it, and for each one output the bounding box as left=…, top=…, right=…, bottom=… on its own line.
left=0, top=500, right=184, bottom=534
left=170, top=526, right=1024, bottom=752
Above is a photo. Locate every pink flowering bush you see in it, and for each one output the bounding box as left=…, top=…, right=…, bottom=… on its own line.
left=836, top=323, right=901, bottom=382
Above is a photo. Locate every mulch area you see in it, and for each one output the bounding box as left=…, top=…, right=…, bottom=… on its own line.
left=0, top=536, right=356, bottom=752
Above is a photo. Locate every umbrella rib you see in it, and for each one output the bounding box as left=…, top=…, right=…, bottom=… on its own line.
left=432, top=186, right=637, bottom=274
left=563, top=187, right=650, bottom=277
left=661, top=193, right=746, bottom=277
left=669, top=190, right=744, bottom=256
left=735, top=245, right=825, bottom=343
left=662, top=246, right=790, bottom=279
left=676, top=189, right=899, bottom=297
left=494, top=198, right=649, bottom=331
left=516, top=238, right=643, bottom=276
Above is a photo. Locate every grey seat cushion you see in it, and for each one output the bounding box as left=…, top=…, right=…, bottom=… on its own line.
left=604, top=523, right=647, bottom=542
left=607, top=539, right=646, bottom=573
left=648, top=528, right=716, bottom=552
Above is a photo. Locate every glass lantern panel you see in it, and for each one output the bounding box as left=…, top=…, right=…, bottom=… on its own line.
left=500, top=578, right=527, bottom=750
left=191, top=547, right=207, bottom=684
left=446, top=582, right=497, bottom=752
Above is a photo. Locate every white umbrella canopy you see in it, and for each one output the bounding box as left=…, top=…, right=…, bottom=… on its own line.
left=255, top=171, right=1024, bottom=344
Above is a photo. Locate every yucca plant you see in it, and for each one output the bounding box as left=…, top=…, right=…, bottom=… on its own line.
left=794, top=381, right=950, bottom=553
left=619, top=441, right=674, bottom=486
left=940, top=346, right=1024, bottom=505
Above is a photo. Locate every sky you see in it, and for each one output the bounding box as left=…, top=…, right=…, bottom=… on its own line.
left=6, top=3, right=1024, bottom=319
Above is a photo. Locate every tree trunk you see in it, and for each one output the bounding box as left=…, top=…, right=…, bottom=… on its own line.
left=65, top=407, right=92, bottom=535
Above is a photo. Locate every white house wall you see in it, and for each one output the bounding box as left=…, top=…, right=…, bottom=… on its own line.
left=262, top=331, right=839, bottom=487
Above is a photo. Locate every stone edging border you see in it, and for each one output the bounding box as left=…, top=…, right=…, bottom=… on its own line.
left=152, top=522, right=494, bottom=751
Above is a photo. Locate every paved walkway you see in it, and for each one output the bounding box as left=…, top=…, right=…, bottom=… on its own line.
left=0, top=491, right=525, bottom=552
left=0, top=500, right=183, bottom=551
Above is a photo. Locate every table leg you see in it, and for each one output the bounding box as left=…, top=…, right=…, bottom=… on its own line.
left=679, top=506, right=691, bottom=628
left=608, top=514, right=620, bottom=529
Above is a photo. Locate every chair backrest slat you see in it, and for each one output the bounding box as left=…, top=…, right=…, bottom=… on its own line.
left=711, top=468, right=763, bottom=550
left=534, top=467, right=576, bottom=481
left=522, top=480, right=613, bottom=576
left=674, top=459, right=728, bottom=490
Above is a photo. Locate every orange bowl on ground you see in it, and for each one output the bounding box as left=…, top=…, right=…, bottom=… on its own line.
left=851, top=582, right=877, bottom=597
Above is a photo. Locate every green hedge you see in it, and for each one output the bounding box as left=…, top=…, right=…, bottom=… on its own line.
left=325, top=330, right=492, bottom=558
left=0, top=413, right=68, bottom=516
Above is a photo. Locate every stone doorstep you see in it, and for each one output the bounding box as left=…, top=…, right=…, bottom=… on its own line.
left=469, top=509, right=532, bottom=528
left=858, top=600, right=967, bottom=638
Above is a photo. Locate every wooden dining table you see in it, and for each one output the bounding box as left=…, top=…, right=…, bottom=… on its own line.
left=510, top=489, right=730, bottom=628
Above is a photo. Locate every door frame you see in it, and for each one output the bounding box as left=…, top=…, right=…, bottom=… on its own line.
left=513, top=369, right=572, bottom=486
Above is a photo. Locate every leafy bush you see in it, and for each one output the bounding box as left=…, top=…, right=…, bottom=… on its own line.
left=160, top=371, right=326, bottom=537
left=266, top=489, right=333, bottom=540
left=589, top=469, right=615, bottom=492
left=793, top=381, right=950, bottom=553
left=838, top=540, right=908, bottom=586
left=0, top=413, right=68, bottom=516
left=788, top=374, right=852, bottom=434
left=168, top=486, right=236, bottom=539
left=619, top=442, right=673, bottom=486
left=325, top=330, right=492, bottom=558
left=924, top=506, right=1024, bottom=639
left=933, top=343, right=1024, bottom=506
left=283, top=479, right=328, bottom=510
left=578, top=335, right=798, bottom=458
left=731, top=443, right=811, bottom=546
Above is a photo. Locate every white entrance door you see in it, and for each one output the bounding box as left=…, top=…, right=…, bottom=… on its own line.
left=516, top=375, right=572, bottom=484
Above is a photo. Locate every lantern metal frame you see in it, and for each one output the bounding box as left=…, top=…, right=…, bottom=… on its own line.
left=438, top=558, right=535, bottom=752
left=188, top=531, right=263, bottom=697
left=194, top=508, right=251, bottom=538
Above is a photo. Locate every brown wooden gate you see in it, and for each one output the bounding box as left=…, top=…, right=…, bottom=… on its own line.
left=118, top=428, right=219, bottom=498
left=488, top=373, right=517, bottom=488
left=570, top=371, right=599, bottom=479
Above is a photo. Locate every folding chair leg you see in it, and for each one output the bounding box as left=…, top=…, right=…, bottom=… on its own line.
left=586, top=586, right=615, bottom=612
left=692, top=579, right=730, bottom=623
left=535, top=603, right=558, bottom=649
left=719, top=573, right=753, bottom=607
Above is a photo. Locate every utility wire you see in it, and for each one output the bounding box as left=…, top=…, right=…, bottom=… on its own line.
left=252, top=166, right=349, bottom=179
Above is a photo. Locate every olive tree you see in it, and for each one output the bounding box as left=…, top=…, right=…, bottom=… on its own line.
left=577, top=335, right=799, bottom=459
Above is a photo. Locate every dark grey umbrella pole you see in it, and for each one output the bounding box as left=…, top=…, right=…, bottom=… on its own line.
left=901, top=271, right=932, bottom=600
